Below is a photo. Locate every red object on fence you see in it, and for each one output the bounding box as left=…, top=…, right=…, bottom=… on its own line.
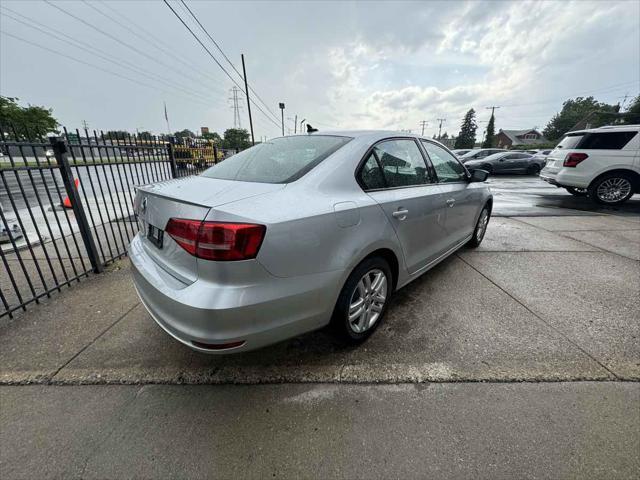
left=62, top=178, right=80, bottom=209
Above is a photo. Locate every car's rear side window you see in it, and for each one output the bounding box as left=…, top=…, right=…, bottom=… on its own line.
left=576, top=131, right=638, bottom=150
left=201, top=135, right=352, bottom=183
left=373, top=139, right=429, bottom=188
left=359, top=153, right=386, bottom=190
left=556, top=134, right=583, bottom=149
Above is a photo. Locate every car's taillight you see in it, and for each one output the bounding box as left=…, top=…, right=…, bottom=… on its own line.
left=165, top=218, right=266, bottom=261
left=563, top=152, right=588, bottom=167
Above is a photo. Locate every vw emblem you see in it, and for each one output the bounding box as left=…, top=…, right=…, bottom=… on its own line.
left=141, top=197, right=147, bottom=213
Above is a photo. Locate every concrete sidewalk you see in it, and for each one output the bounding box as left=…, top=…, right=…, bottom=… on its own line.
left=2, top=382, right=638, bottom=479
left=1, top=214, right=638, bottom=385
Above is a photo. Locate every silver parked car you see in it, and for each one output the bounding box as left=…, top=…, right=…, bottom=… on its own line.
left=129, top=131, right=492, bottom=353
left=458, top=148, right=506, bottom=163
left=464, top=151, right=545, bottom=175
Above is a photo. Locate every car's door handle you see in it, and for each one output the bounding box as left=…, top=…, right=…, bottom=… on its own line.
left=446, top=198, right=455, bottom=207
left=392, top=208, right=409, bottom=220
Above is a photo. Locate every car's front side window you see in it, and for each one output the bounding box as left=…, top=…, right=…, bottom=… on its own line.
left=421, top=140, right=467, bottom=183
left=372, top=139, right=429, bottom=188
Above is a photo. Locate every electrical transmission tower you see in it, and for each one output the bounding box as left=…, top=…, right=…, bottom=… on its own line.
left=229, top=86, right=243, bottom=128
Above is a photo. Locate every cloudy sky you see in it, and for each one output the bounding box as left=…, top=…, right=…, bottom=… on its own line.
left=1, top=0, right=639, bottom=139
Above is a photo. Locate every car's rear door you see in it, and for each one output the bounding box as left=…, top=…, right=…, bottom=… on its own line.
left=359, top=138, right=448, bottom=274
left=420, top=140, right=481, bottom=248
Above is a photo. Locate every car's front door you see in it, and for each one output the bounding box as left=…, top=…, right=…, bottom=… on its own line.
left=494, top=153, right=517, bottom=172
left=420, top=140, right=482, bottom=248
left=359, top=139, right=449, bottom=274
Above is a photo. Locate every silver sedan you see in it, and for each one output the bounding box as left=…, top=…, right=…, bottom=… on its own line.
left=129, top=131, right=493, bottom=353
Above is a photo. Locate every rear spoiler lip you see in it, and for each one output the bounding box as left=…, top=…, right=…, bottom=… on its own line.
left=134, top=185, right=211, bottom=209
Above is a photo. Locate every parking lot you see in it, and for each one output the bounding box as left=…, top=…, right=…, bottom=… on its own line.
left=1, top=174, right=639, bottom=478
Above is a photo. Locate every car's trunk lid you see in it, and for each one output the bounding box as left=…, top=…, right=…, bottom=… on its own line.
left=134, top=176, right=284, bottom=284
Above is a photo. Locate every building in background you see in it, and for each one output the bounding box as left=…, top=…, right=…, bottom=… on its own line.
left=495, top=129, right=548, bottom=148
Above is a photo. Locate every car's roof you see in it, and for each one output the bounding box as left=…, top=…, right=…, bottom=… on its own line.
left=303, top=130, right=436, bottom=142
left=567, top=124, right=640, bottom=135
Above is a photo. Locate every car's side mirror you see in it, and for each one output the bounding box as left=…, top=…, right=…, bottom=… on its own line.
left=468, top=168, right=489, bottom=182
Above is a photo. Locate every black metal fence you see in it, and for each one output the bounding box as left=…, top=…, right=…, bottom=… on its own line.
left=0, top=125, right=229, bottom=319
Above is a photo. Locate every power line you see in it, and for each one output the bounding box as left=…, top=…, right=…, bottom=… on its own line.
left=0, top=30, right=213, bottom=108
left=178, top=0, right=280, bottom=123
left=0, top=7, right=220, bottom=104
left=162, top=0, right=281, bottom=131
left=80, top=0, right=227, bottom=94
left=500, top=80, right=639, bottom=108
left=42, top=0, right=226, bottom=100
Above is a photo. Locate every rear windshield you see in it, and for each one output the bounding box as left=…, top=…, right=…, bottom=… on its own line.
left=201, top=135, right=352, bottom=183
left=557, top=131, right=637, bottom=150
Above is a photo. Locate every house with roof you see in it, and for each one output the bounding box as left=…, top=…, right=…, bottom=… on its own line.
left=495, top=129, right=548, bottom=148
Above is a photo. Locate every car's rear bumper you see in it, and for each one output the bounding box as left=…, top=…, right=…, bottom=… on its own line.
left=540, top=167, right=590, bottom=188
left=128, top=234, right=344, bottom=354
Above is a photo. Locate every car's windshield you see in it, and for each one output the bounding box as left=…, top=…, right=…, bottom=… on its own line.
left=201, top=135, right=352, bottom=183
left=459, top=150, right=480, bottom=158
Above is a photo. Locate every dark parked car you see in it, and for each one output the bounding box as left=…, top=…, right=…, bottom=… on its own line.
left=464, top=152, right=545, bottom=175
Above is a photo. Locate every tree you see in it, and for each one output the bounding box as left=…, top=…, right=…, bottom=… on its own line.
left=222, top=128, right=251, bottom=150
left=0, top=96, right=58, bottom=138
left=482, top=112, right=496, bottom=148
left=454, top=109, right=477, bottom=149
left=137, top=131, right=153, bottom=140
left=202, top=131, right=222, bottom=144
left=441, top=131, right=449, bottom=139
left=621, top=94, right=640, bottom=124
left=543, top=96, right=619, bottom=141
left=105, top=130, right=131, bottom=141
left=173, top=129, right=195, bottom=139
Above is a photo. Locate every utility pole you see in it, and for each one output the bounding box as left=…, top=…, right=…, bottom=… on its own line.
left=436, top=118, right=446, bottom=139
left=300, top=118, right=306, bottom=134
left=294, top=114, right=297, bottom=134
left=81, top=120, right=89, bottom=130
left=485, top=105, right=501, bottom=117
left=241, top=54, right=255, bottom=145
left=279, top=103, right=285, bottom=136
left=419, top=120, right=428, bottom=136
left=229, top=87, right=243, bottom=128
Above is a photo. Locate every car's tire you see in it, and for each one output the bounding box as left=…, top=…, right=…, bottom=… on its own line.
left=481, top=164, right=493, bottom=174
left=466, top=204, right=491, bottom=248
left=565, top=187, right=588, bottom=196
left=526, top=164, right=541, bottom=175
left=588, top=172, right=635, bottom=205
left=331, top=256, right=392, bottom=344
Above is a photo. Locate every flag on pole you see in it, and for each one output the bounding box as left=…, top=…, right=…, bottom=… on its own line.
left=164, top=101, right=171, bottom=134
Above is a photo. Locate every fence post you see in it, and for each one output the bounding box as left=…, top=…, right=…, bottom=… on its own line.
left=167, top=142, right=177, bottom=178
left=50, top=136, right=103, bottom=274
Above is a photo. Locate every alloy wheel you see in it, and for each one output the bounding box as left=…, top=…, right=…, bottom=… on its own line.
left=596, top=177, right=632, bottom=203
left=348, top=269, right=388, bottom=333
left=476, top=208, right=489, bottom=242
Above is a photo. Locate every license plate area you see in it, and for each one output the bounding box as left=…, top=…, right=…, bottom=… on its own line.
left=147, top=224, right=164, bottom=249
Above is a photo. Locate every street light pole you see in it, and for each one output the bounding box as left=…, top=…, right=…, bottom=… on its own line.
left=279, top=103, right=285, bottom=136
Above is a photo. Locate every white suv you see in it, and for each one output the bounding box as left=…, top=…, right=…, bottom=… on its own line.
left=540, top=125, right=640, bottom=205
